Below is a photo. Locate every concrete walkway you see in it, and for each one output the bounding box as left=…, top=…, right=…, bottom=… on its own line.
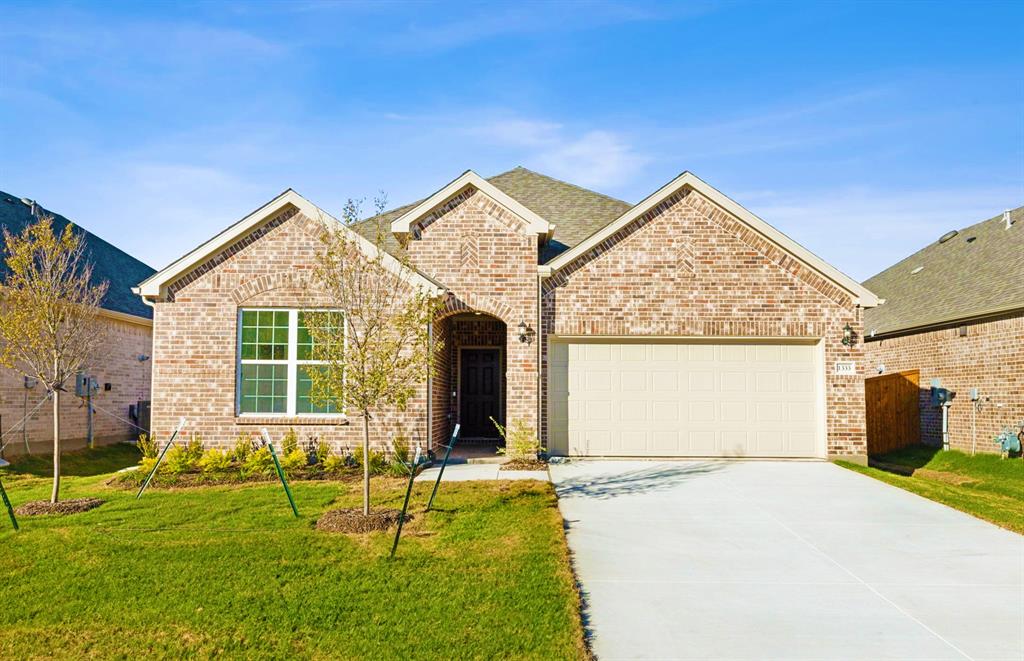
left=550, top=460, right=1024, bottom=660
left=414, top=462, right=548, bottom=482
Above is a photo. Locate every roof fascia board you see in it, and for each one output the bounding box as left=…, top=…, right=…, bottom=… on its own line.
left=136, top=189, right=444, bottom=300
left=390, top=170, right=550, bottom=236
left=867, top=303, right=1024, bottom=340
left=541, top=171, right=880, bottom=307
left=98, top=308, right=153, bottom=327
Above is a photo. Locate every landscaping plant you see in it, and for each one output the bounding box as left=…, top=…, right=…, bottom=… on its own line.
left=0, top=215, right=108, bottom=503
left=303, top=196, right=441, bottom=516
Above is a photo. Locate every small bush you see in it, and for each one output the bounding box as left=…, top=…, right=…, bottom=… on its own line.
left=281, top=428, right=299, bottom=455
left=391, top=434, right=411, bottom=465
left=281, top=447, right=308, bottom=473
left=198, top=448, right=233, bottom=474
left=492, top=417, right=545, bottom=459
left=184, top=435, right=205, bottom=462
left=352, top=447, right=388, bottom=475
left=323, top=454, right=347, bottom=473
left=137, top=433, right=158, bottom=459
left=243, top=446, right=275, bottom=476
left=311, top=440, right=332, bottom=465
left=162, top=446, right=197, bottom=475
left=138, top=456, right=157, bottom=477
left=231, top=433, right=254, bottom=464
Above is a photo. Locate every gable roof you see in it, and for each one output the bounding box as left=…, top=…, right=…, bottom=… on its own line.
left=353, top=166, right=632, bottom=262
left=390, top=170, right=551, bottom=237
left=541, top=171, right=880, bottom=308
left=863, top=205, right=1024, bottom=337
left=135, top=189, right=445, bottom=301
left=0, top=190, right=156, bottom=321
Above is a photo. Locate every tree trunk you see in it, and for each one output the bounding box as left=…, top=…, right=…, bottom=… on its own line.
left=362, top=412, right=370, bottom=516
left=51, top=389, right=61, bottom=504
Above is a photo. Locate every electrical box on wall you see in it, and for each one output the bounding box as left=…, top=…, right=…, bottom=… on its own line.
left=75, top=373, right=98, bottom=397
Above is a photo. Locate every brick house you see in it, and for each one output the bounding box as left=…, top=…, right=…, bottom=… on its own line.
left=863, top=206, right=1023, bottom=454
left=0, top=192, right=155, bottom=457
left=135, top=168, right=879, bottom=461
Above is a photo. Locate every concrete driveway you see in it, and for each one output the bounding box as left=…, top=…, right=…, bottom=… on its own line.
left=550, top=460, right=1023, bottom=660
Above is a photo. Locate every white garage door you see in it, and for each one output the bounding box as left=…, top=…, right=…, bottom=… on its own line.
left=547, top=340, right=823, bottom=458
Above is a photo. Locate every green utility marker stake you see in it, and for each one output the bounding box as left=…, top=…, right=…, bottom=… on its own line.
left=136, top=417, right=187, bottom=499
left=426, top=423, right=460, bottom=512
left=391, top=445, right=423, bottom=559
left=0, top=458, right=18, bottom=531
left=260, top=429, right=299, bottom=518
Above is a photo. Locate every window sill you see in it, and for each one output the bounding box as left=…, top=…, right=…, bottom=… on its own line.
left=235, top=415, right=349, bottom=426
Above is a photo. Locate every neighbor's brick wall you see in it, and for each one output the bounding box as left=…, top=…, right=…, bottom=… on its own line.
left=0, top=316, right=152, bottom=457
left=542, top=187, right=867, bottom=457
left=406, top=187, right=540, bottom=445
left=150, top=206, right=426, bottom=454
left=864, top=314, right=1024, bottom=453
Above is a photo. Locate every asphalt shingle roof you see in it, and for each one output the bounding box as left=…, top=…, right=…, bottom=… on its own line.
left=0, top=191, right=156, bottom=319
left=863, top=205, right=1024, bottom=336
left=353, top=166, right=633, bottom=263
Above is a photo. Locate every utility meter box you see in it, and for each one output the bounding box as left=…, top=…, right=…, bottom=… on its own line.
left=930, top=386, right=952, bottom=406
left=75, top=373, right=98, bottom=397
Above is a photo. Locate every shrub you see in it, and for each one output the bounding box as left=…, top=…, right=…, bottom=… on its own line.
left=184, top=435, right=205, bottom=462
left=323, top=454, right=347, bottom=473
left=491, top=417, right=545, bottom=459
left=310, top=440, right=332, bottom=465
left=352, top=447, right=388, bottom=475
left=137, top=433, right=158, bottom=460
left=198, top=448, right=233, bottom=474
left=391, top=433, right=411, bottom=465
left=162, top=446, right=197, bottom=475
left=281, top=428, right=299, bottom=455
left=232, top=433, right=254, bottom=464
left=243, top=446, right=275, bottom=476
left=281, top=447, right=308, bottom=473
left=138, top=456, right=157, bottom=477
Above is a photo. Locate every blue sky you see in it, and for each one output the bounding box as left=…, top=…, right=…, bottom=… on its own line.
left=1, top=1, right=1021, bottom=280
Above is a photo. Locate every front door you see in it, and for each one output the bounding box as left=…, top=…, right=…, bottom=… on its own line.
left=460, top=348, right=502, bottom=439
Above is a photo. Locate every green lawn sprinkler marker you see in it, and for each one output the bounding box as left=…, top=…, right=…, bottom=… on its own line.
left=136, top=417, right=187, bottom=499
left=260, top=429, right=299, bottom=518
left=391, top=444, right=426, bottom=559
left=0, top=458, right=18, bottom=531
left=426, top=423, right=460, bottom=512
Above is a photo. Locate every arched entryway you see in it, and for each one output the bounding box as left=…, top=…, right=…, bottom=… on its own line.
left=433, top=311, right=508, bottom=453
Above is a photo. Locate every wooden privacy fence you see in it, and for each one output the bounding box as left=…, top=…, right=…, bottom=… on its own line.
left=865, top=369, right=921, bottom=455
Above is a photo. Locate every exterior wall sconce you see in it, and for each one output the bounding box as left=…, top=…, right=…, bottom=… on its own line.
left=517, top=320, right=535, bottom=345
left=841, top=323, right=854, bottom=346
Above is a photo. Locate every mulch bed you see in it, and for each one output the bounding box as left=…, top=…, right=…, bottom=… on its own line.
left=315, top=507, right=407, bottom=534
left=499, top=459, right=549, bottom=471
left=15, top=498, right=105, bottom=517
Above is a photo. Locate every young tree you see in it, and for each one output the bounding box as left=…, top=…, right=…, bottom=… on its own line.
left=0, top=216, right=108, bottom=503
left=305, top=198, right=440, bottom=516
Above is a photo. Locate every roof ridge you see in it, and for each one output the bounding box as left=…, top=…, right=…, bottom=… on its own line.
left=490, top=166, right=632, bottom=207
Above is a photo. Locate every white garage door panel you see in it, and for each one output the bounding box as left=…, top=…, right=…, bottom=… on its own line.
left=548, top=340, right=823, bottom=458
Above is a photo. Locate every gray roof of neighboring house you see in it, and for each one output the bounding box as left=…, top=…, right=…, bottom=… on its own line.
left=0, top=191, right=156, bottom=319
left=353, top=166, right=633, bottom=263
left=863, top=205, right=1024, bottom=337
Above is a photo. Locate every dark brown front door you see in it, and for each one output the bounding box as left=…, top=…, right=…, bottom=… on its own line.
left=460, top=348, right=502, bottom=438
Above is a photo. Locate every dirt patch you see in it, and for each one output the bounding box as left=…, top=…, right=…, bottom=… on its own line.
left=315, top=507, right=407, bottom=534
left=913, top=468, right=979, bottom=486
left=500, top=459, right=548, bottom=471
left=16, top=498, right=105, bottom=516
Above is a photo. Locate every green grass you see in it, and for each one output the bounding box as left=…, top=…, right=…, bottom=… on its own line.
left=837, top=445, right=1024, bottom=534
left=0, top=446, right=587, bottom=659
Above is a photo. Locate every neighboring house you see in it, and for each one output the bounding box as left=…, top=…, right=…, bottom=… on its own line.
left=135, top=167, right=879, bottom=461
left=863, top=206, right=1024, bottom=454
left=0, top=192, right=156, bottom=457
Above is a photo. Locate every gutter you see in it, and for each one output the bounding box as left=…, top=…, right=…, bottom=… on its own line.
left=866, top=303, right=1024, bottom=341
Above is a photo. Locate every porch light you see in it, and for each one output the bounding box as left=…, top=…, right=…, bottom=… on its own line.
left=517, top=320, right=535, bottom=345
left=841, top=323, right=854, bottom=346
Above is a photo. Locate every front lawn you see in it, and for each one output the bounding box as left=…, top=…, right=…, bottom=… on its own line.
left=837, top=445, right=1024, bottom=534
left=0, top=446, right=587, bottom=659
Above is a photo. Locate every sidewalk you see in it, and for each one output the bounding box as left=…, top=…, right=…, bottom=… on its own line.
left=415, top=463, right=548, bottom=482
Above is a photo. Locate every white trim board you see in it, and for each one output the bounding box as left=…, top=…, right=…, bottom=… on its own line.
left=540, top=171, right=880, bottom=308
left=389, top=170, right=551, bottom=238
left=134, top=189, right=445, bottom=301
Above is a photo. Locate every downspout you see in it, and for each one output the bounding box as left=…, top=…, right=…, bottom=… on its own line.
left=536, top=272, right=543, bottom=448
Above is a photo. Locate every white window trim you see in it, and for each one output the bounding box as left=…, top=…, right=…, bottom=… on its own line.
left=236, top=308, right=347, bottom=418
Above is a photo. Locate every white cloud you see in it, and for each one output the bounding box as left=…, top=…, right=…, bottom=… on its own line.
left=468, top=118, right=648, bottom=189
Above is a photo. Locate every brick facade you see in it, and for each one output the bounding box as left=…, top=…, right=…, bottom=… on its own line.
left=147, top=182, right=871, bottom=459
left=0, top=315, right=152, bottom=457
left=542, top=188, right=867, bottom=457
left=150, top=208, right=427, bottom=454
left=863, top=313, right=1024, bottom=453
